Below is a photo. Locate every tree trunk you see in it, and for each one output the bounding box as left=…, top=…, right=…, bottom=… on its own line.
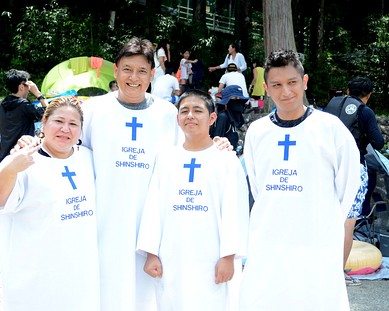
left=143, top=0, right=162, bottom=38
left=235, top=0, right=251, bottom=58
left=192, top=0, right=206, bottom=24
left=263, top=0, right=297, bottom=112
left=263, top=0, right=296, bottom=56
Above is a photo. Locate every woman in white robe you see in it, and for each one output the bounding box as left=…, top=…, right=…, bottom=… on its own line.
left=0, top=97, right=99, bottom=311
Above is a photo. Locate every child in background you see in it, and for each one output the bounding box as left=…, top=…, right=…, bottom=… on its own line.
left=179, top=49, right=198, bottom=93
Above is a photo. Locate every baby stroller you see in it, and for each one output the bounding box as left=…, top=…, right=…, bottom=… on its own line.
left=354, top=144, right=389, bottom=247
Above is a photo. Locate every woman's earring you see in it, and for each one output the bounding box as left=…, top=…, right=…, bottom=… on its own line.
left=35, top=129, right=45, bottom=144
left=76, top=139, right=82, bottom=150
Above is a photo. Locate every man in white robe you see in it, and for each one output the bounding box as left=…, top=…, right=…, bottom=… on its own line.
left=240, top=50, right=360, bottom=311
left=82, top=37, right=179, bottom=311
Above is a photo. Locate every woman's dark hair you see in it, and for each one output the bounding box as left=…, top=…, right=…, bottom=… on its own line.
left=156, top=39, right=170, bottom=60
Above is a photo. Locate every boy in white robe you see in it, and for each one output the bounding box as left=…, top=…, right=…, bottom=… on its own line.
left=240, top=50, right=361, bottom=311
left=137, top=90, right=249, bottom=311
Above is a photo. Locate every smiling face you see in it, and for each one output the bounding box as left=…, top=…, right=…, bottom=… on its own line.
left=114, top=54, right=155, bottom=103
left=42, top=106, right=82, bottom=158
left=177, top=96, right=217, bottom=138
left=264, top=64, right=309, bottom=120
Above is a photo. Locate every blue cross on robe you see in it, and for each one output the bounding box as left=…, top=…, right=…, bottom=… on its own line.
left=125, top=117, right=143, bottom=141
left=183, top=158, right=201, bottom=182
left=62, top=166, right=77, bottom=190
left=278, top=134, right=296, bottom=161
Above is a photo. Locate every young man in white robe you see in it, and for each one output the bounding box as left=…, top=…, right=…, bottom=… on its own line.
left=240, top=50, right=361, bottom=311
left=137, top=90, right=249, bottom=311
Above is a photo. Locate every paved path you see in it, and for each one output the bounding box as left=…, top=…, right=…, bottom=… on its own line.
left=348, top=279, right=389, bottom=311
left=0, top=275, right=387, bottom=310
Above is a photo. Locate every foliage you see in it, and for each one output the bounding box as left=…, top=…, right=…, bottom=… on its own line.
left=12, top=4, right=88, bottom=76
left=0, top=1, right=132, bottom=96
left=1, top=0, right=389, bottom=114
left=304, top=10, right=389, bottom=112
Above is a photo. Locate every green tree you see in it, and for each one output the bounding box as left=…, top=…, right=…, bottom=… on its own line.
left=11, top=2, right=117, bottom=78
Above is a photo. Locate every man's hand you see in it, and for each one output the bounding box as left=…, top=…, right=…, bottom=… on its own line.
left=213, top=136, right=233, bottom=152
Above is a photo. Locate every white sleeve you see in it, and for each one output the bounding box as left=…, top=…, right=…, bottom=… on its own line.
left=219, top=54, right=229, bottom=69
left=243, top=125, right=258, bottom=199
left=238, top=53, right=247, bottom=72
left=219, top=74, right=227, bottom=85
left=157, top=48, right=166, bottom=59
left=136, top=163, right=162, bottom=256
left=219, top=154, right=249, bottom=258
left=334, top=124, right=361, bottom=219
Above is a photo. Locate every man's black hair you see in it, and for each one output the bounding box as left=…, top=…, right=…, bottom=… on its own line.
left=264, top=50, right=304, bottom=83
left=348, top=77, right=373, bottom=98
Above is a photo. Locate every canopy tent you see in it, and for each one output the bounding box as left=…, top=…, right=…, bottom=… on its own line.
left=41, top=56, right=115, bottom=97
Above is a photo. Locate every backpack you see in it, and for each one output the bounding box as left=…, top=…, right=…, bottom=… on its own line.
left=323, top=95, right=364, bottom=143
left=210, top=110, right=239, bottom=149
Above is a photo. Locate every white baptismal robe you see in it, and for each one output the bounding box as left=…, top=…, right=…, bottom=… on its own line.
left=241, top=109, right=360, bottom=311
left=82, top=92, right=179, bottom=311
left=137, top=145, right=249, bottom=311
left=0, top=147, right=99, bottom=311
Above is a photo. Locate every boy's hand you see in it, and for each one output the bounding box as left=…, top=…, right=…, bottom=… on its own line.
left=215, top=255, right=235, bottom=284
left=144, top=253, right=163, bottom=278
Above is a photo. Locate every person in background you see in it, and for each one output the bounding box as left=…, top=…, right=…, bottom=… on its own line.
left=210, top=85, right=249, bottom=151
left=324, top=76, right=385, bottom=286
left=109, top=80, right=118, bottom=92
left=248, top=58, right=265, bottom=98
left=151, top=39, right=171, bottom=92
left=217, top=63, right=249, bottom=98
left=179, top=49, right=198, bottom=93
left=0, top=69, right=48, bottom=162
left=151, top=61, right=181, bottom=104
left=0, top=96, right=99, bottom=311
left=137, top=89, right=249, bottom=311
left=208, top=42, right=247, bottom=73
left=190, top=57, right=204, bottom=90
left=240, top=49, right=360, bottom=310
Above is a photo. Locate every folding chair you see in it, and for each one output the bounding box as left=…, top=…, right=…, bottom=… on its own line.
left=354, top=200, right=387, bottom=245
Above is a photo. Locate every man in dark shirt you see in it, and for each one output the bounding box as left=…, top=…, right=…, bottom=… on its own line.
left=0, top=69, right=48, bottom=161
left=325, top=76, right=384, bottom=285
